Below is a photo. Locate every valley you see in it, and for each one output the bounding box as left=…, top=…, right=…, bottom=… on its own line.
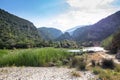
left=0, top=4, right=120, bottom=80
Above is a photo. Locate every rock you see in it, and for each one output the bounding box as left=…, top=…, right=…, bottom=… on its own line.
left=116, top=50, right=120, bottom=59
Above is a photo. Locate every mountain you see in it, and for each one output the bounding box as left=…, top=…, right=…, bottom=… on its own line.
left=38, top=27, right=62, bottom=40
left=72, top=26, right=90, bottom=41
left=66, top=26, right=81, bottom=35
left=101, top=28, right=120, bottom=54
left=66, top=25, right=87, bottom=35
left=0, top=9, right=41, bottom=49
left=73, top=11, right=120, bottom=42
left=56, top=32, right=73, bottom=41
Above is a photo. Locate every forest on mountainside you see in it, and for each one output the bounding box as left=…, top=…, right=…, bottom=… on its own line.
left=0, top=9, right=42, bottom=49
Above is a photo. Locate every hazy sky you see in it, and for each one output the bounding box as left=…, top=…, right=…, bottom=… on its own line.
left=0, top=0, right=120, bottom=31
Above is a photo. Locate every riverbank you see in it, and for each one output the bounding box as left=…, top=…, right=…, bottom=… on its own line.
left=0, top=67, right=95, bottom=80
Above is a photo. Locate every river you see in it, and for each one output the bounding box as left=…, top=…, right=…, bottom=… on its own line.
left=68, top=47, right=105, bottom=53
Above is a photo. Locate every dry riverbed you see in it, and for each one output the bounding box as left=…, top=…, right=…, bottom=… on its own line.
left=0, top=67, right=96, bottom=80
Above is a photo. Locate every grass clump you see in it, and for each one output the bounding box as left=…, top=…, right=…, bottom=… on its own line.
left=92, top=63, right=120, bottom=80
left=99, top=69, right=120, bottom=80
left=71, top=71, right=81, bottom=77
left=92, top=67, right=120, bottom=80
left=93, top=67, right=102, bottom=75
left=0, top=48, right=70, bottom=67
left=114, top=64, right=120, bottom=72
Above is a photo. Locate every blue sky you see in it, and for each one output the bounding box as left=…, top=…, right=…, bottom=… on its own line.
left=0, top=0, right=69, bottom=17
left=0, top=0, right=120, bottom=31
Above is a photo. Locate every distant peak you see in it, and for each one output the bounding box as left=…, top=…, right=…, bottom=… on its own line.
left=115, top=11, right=120, bottom=15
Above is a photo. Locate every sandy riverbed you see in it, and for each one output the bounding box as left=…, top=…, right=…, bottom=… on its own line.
left=0, top=67, right=96, bottom=80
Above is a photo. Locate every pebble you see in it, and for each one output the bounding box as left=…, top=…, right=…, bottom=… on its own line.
left=0, top=67, right=96, bottom=80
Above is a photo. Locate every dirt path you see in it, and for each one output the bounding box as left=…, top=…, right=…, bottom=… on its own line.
left=0, top=67, right=95, bottom=80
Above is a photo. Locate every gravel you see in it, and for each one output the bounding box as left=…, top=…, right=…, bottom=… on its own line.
left=0, top=67, right=96, bottom=80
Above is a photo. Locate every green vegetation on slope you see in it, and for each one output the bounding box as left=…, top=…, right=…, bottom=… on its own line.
left=73, top=11, right=120, bottom=42
left=102, top=28, right=120, bottom=54
left=55, top=40, right=78, bottom=48
left=56, top=32, right=73, bottom=41
left=38, top=27, right=62, bottom=40
left=0, top=48, right=71, bottom=67
left=0, top=9, right=42, bottom=49
left=101, top=35, right=113, bottom=49
left=110, top=30, right=120, bottom=54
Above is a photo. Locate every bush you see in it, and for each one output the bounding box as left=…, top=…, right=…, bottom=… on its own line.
left=101, top=59, right=115, bottom=69
left=71, top=56, right=84, bottom=67
left=98, top=69, right=120, bottom=80
left=71, top=56, right=86, bottom=70
left=91, top=60, right=96, bottom=67
left=92, top=63, right=120, bottom=80
left=56, top=60, right=63, bottom=67
left=78, top=62, right=86, bottom=70
left=71, top=71, right=81, bottom=77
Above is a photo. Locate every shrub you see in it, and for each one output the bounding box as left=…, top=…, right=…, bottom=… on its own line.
left=78, top=62, right=86, bottom=70
left=101, top=59, right=115, bottom=69
left=56, top=60, right=63, bottom=67
left=71, top=71, right=81, bottom=77
left=71, top=56, right=86, bottom=70
left=92, top=64, right=120, bottom=80
left=91, top=60, right=96, bottom=67
left=62, top=59, right=69, bottom=65
left=71, top=56, right=84, bottom=67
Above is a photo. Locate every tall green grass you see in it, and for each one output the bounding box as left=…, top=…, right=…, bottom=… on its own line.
left=0, top=49, right=8, bottom=57
left=0, top=48, right=71, bottom=67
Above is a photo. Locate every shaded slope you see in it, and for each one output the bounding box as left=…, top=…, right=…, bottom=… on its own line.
left=73, top=11, right=120, bottom=41
left=38, top=27, right=62, bottom=40
left=56, top=32, right=73, bottom=41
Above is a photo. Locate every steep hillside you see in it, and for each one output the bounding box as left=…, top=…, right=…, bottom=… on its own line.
left=72, top=26, right=90, bottom=41
left=66, top=25, right=87, bottom=35
left=110, top=29, right=120, bottom=54
left=38, top=27, right=62, bottom=40
left=102, top=28, right=120, bottom=54
left=56, top=32, right=73, bottom=41
left=73, top=11, right=120, bottom=42
left=0, top=9, right=41, bottom=49
left=66, top=26, right=82, bottom=35
left=101, top=34, right=113, bottom=49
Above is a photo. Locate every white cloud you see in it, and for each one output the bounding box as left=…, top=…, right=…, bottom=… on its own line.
left=66, top=0, right=114, bottom=9
left=35, top=0, right=120, bottom=31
